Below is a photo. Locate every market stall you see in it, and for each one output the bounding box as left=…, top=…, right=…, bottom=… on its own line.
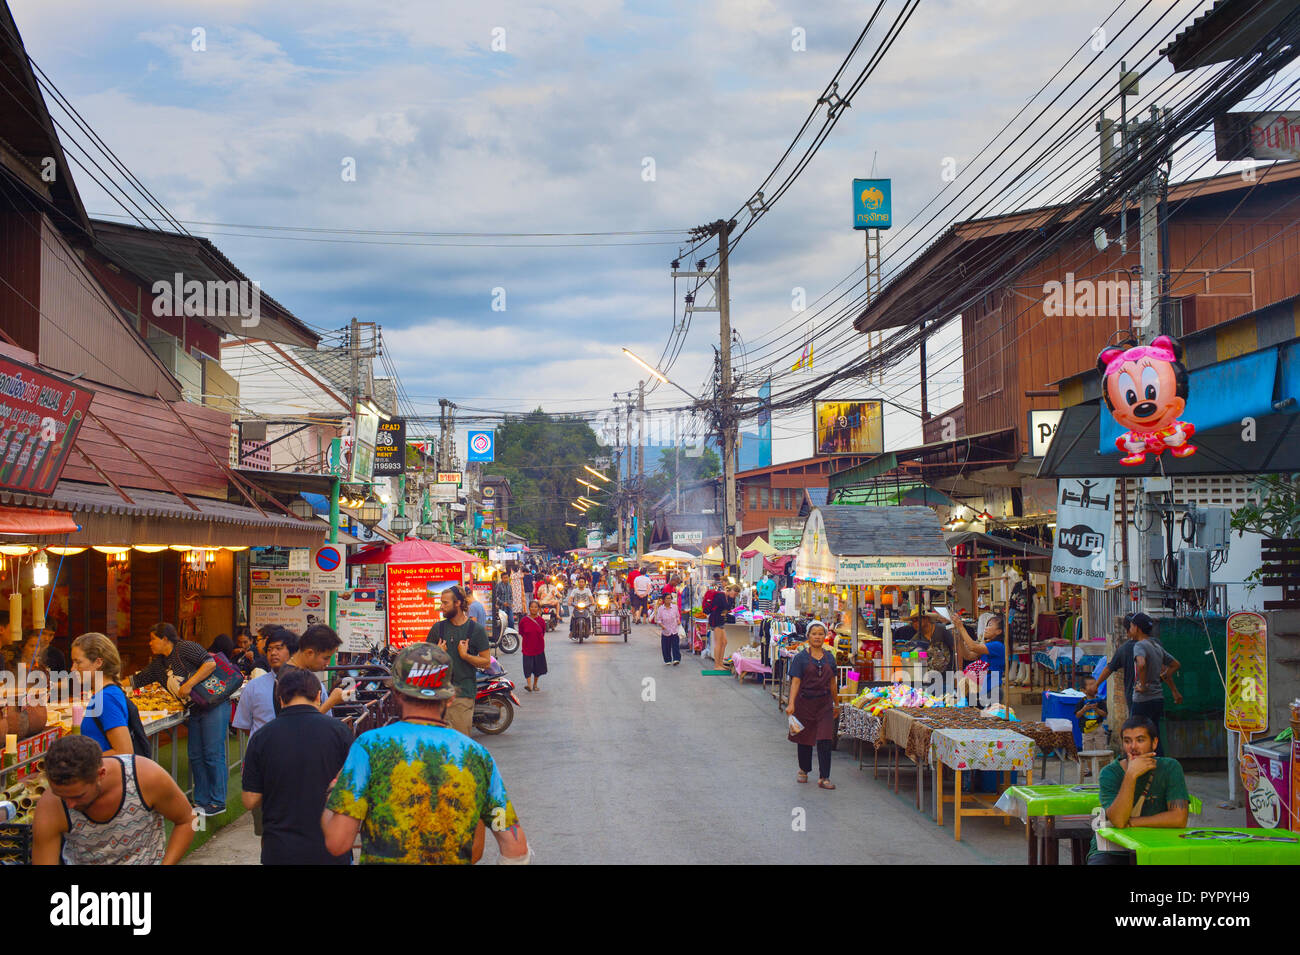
left=795, top=505, right=953, bottom=682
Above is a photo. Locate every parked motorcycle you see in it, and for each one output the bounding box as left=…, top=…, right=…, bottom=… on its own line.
left=493, top=609, right=521, bottom=654
left=474, top=656, right=520, bottom=734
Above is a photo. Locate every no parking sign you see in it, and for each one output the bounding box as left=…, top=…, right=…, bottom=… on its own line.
left=311, top=542, right=347, bottom=590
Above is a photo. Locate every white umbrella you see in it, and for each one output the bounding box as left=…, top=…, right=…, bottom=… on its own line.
left=642, top=548, right=695, bottom=562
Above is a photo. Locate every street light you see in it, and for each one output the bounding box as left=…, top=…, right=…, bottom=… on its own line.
left=289, top=496, right=315, bottom=520
left=571, top=501, right=589, bottom=512
left=577, top=496, right=598, bottom=507
left=417, top=521, right=437, bottom=539
left=356, top=496, right=384, bottom=529
left=621, top=348, right=700, bottom=401
left=576, top=477, right=601, bottom=493
left=390, top=513, right=414, bottom=537
left=583, top=465, right=611, bottom=483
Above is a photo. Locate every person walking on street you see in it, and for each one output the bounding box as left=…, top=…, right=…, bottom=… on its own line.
left=322, top=643, right=530, bottom=864
left=33, top=735, right=195, bottom=865
left=1130, top=615, right=1181, bottom=756
left=241, top=667, right=354, bottom=865
left=786, top=621, right=839, bottom=789
left=652, top=592, right=682, bottom=665
left=708, top=583, right=737, bottom=669
left=493, top=571, right=513, bottom=628
left=425, top=585, right=491, bottom=734
left=632, top=570, right=652, bottom=623
left=520, top=599, right=548, bottom=692
left=130, top=622, right=230, bottom=817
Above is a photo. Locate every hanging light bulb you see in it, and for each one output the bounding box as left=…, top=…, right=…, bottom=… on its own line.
left=32, top=552, right=49, bottom=587
left=134, top=545, right=168, bottom=553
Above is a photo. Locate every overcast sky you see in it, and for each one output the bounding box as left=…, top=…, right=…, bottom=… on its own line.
left=15, top=0, right=1229, bottom=464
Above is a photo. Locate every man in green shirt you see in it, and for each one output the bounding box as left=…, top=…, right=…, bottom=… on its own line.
left=1088, top=715, right=1189, bottom=864
left=425, top=585, right=491, bottom=735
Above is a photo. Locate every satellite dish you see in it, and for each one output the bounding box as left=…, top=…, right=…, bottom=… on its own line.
left=1093, top=227, right=1109, bottom=253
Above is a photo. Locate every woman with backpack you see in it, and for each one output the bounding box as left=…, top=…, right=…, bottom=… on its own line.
left=70, top=632, right=150, bottom=758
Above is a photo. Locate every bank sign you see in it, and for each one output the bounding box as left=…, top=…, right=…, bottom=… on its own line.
left=1049, top=478, right=1116, bottom=590
left=853, top=178, right=892, bottom=230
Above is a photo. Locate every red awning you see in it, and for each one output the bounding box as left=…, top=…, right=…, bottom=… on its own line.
left=348, top=539, right=481, bottom=566
left=0, top=505, right=79, bottom=535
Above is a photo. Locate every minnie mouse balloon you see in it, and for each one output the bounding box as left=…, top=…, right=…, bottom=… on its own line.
left=1097, top=335, right=1196, bottom=466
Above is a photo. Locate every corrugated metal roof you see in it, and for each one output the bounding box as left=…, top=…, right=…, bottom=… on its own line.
left=815, top=505, right=950, bottom=558
left=0, top=480, right=313, bottom=530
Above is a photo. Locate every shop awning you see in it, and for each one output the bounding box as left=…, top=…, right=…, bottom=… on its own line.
left=348, top=539, right=480, bottom=565
left=0, top=505, right=79, bottom=535
left=0, top=480, right=325, bottom=547
left=944, top=530, right=1052, bottom=559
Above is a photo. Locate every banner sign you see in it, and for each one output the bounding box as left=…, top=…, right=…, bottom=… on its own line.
left=852, top=178, right=892, bottom=230
left=385, top=561, right=465, bottom=649
left=430, top=483, right=458, bottom=502
left=467, top=430, right=494, bottom=462
left=372, top=418, right=406, bottom=475
left=1214, top=110, right=1300, bottom=161
left=350, top=408, right=379, bottom=483
left=0, top=357, right=94, bottom=495
left=1049, top=478, right=1116, bottom=590
left=769, top=517, right=803, bottom=551
left=672, top=530, right=703, bottom=546
left=437, top=471, right=461, bottom=486
left=836, top=555, right=953, bottom=587
left=250, top=567, right=326, bottom=633
left=1028, top=409, right=1063, bottom=457
left=1225, top=611, right=1269, bottom=734
left=813, top=400, right=884, bottom=455
left=336, top=588, right=386, bottom=654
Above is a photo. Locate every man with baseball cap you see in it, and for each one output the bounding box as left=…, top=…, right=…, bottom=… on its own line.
left=322, top=644, right=531, bottom=865
left=1095, top=613, right=1182, bottom=755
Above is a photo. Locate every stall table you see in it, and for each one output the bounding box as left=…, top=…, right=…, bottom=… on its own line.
left=1094, top=827, right=1299, bottom=865
left=731, top=654, right=772, bottom=684
left=932, top=728, right=1036, bottom=840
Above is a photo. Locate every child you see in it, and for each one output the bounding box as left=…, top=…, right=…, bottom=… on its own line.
left=520, top=599, right=548, bottom=692
left=1075, top=676, right=1108, bottom=773
left=652, top=592, right=682, bottom=666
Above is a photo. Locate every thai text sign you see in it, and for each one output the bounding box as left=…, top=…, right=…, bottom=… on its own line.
left=1225, top=611, right=1268, bottom=734
left=1215, top=111, right=1300, bottom=161
left=836, top=555, right=952, bottom=586
left=0, top=357, right=94, bottom=495
left=385, top=561, right=465, bottom=649
left=852, top=178, right=892, bottom=230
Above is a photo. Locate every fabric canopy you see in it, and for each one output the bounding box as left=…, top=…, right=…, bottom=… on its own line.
left=348, top=538, right=480, bottom=566
left=743, top=536, right=778, bottom=556
left=0, top=505, right=79, bottom=535
left=643, top=547, right=694, bottom=561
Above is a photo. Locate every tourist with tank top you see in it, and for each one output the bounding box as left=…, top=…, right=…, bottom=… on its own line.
left=32, top=735, right=196, bottom=865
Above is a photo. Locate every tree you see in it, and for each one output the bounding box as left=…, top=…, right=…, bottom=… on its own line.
left=483, top=410, right=611, bottom=551
left=645, top=446, right=720, bottom=504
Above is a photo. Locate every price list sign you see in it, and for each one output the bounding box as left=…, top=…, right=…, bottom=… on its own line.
left=0, top=358, right=94, bottom=494
left=385, top=561, right=464, bottom=649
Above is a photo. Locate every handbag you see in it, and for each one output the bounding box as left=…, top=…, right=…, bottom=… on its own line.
left=188, top=652, right=244, bottom=709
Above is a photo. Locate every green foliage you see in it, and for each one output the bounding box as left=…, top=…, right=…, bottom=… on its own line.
left=645, top=446, right=720, bottom=504
left=1230, top=473, right=1300, bottom=592
left=483, top=409, right=610, bottom=550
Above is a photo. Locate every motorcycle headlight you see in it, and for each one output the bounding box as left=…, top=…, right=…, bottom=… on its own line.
left=597, top=595, right=609, bottom=608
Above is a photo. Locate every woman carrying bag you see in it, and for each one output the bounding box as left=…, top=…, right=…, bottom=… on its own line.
left=785, top=621, right=839, bottom=789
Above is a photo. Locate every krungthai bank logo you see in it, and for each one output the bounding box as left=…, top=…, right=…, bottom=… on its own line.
left=860, top=186, right=884, bottom=210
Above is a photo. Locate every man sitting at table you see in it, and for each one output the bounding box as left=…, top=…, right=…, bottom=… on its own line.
left=1087, top=715, right=1189, bottom=865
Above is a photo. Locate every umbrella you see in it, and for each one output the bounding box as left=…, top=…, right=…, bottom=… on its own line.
left=642, top=547, right=695, bottom=561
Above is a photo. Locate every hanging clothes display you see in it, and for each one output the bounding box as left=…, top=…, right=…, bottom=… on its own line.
left=1009, top=577, right=1036, bottom=648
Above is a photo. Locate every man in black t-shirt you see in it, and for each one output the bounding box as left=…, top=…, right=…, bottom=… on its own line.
left=426, top=585, right=490, bottom=735
left=241, top=667, right=353, bottom=865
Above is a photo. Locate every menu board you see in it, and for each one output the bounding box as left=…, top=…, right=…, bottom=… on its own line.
left=250, top=568, right=327, bottom=633
left=1225, top=611, right=1268, bottom=734
left=16, top=726, right=60, bottom=780
left=336, top=588, right=386, bottom=654
left=385, top=561, right=465, bottom=649
left=0, top=357, right=94, bottom=495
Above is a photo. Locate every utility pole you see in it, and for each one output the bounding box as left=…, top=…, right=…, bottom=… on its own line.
left=714, top=219, right=739, bottom=578
left=636, top=380, right=645, bottom=559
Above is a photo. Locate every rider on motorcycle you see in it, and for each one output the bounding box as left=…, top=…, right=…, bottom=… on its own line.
left=568, top=576, right=594, bottom=614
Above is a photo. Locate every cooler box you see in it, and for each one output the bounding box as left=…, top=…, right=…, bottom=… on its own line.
left=1042, top=690, right=1084, bottom=750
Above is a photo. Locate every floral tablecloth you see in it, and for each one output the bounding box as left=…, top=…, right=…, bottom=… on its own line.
left=930, top=728, right=1035, bottom=772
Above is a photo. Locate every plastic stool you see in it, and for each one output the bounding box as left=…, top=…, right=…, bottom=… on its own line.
left=1077, top=749, right=1114, bottom=782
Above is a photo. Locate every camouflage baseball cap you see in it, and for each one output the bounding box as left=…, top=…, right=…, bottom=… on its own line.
left=391, top=643, right=457, bottom=701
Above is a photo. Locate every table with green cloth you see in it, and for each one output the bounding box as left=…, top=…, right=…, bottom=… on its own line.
left=1094, top=827, right=1300, bottom=865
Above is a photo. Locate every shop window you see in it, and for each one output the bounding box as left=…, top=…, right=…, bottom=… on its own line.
left=748, top=486, right=760, bottom=509
left=760, top=487, right=769, bottom=509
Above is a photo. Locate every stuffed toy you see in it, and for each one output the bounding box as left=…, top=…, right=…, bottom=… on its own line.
left=1097, top=335, right=1195, bottom=466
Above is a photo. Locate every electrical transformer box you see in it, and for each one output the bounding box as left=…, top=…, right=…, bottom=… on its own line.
left=1193, top=506, right=1232, bottom=551
left=1176, top=547, right=1210, bottom=590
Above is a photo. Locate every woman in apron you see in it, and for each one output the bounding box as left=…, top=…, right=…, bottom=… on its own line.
left=786, top=621, right=839, bottom=789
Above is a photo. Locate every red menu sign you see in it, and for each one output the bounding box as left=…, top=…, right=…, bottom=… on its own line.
left=385, top=561, right=465, bottom=649
left=16, top=726, right=61, bottom=780
left=0, top=357, right=94, bottom=494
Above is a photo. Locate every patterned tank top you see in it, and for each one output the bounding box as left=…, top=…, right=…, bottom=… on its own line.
left=61, top=755, right=166, bottom=865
